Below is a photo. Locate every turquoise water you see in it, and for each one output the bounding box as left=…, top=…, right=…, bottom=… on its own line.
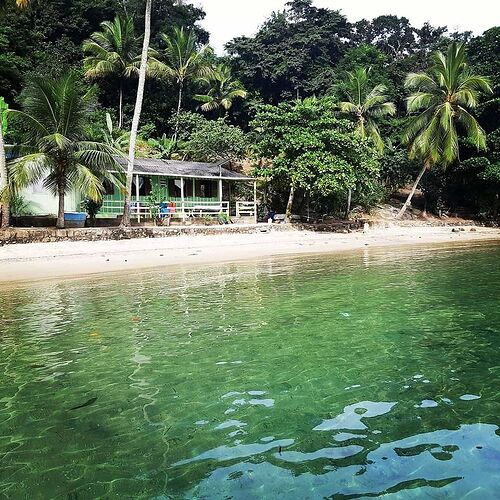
left=1, top=242, right=500, bottom=498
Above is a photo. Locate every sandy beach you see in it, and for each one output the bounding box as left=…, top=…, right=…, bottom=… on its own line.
left=0, top=225, right=499, bottom=284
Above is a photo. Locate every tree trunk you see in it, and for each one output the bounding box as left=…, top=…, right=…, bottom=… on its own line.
left=0, top=121, right=9, bottom=228
left=118, top=80, right=124, bottom=130
left=345, top=188, right=352, bottom=219
left=173, top=81, right=183, bottom=143
left=56, top=181, right=65, bottom=229
left=121, top=0, right=152, bottom=228
left=285, top=184, right=295, bottom=223
left=397, top=163, right=428, bottom=219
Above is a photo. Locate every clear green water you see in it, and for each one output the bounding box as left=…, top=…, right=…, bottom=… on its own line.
left=1, top=242, right=500, bottom=499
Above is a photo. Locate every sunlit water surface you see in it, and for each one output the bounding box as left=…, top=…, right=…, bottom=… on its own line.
left=1, top=242, right=500, bottom=498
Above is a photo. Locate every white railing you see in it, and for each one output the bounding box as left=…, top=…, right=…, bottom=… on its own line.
left=181, top=200, right=229, bottom=217
left=96, top=199, right=230, bottom=220
left=236, top=201, right=257, bottom=218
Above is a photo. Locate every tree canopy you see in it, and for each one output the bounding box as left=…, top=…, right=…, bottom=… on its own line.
left=0, top=0, right=498, bottom=219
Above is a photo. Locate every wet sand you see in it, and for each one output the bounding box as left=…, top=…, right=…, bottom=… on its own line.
left=1, top=225, right=499, bottom=284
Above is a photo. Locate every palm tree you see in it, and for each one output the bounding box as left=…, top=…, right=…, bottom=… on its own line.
left=121, top=0, right=152, bottom=227
left=337, top=67, right=396, bottom=215
left=338, top=67, right=396, bottom=151
left=0, top=97, right=8, bottom=227
left=7, top=73, right=122, bottom=229
left=156, top=26, right=212, bottom=139
left=398, top=42, right=492, bottom=217
left=194, top=64, right=247, bottom=116
left=83, top=15, right=141, bottom=129
left=0, top=0, right=31, bottom=228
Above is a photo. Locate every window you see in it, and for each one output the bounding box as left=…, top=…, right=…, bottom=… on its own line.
left=195, top=180, right=216, bottom=198
left=167, top=178, right=193, bottom=198
left=168, top=179, right=182, bottom=197
left=132, top=176, right=152, bottom=196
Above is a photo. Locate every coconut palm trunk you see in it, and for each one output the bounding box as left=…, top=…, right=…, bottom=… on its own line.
left=122, top=0, right=152, bottom=227
left=397, top=163, right=428, bottom=218
left=56, top=179, right=65, bottom=229
left=285, top=184, right=295, bottom=223
left=173, top=80, right=184, bottom=142
left=118, top=80, right=124, bottom=130
left=0, top=122, right=8, bottom=228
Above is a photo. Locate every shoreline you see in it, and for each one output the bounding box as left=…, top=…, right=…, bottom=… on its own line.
left=1, top=226, right=499, bottom=284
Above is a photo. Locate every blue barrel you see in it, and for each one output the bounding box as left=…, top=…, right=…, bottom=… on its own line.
left=64, top=212, right=87, bottom=228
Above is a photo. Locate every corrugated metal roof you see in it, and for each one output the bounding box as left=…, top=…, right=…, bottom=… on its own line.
left=115, top=157, right=253, bottom=180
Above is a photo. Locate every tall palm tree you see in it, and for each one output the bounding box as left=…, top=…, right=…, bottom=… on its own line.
left=398, top=42, right=492, bottom=217
left=194, top=64, right=247, bottom=116
left=0, top=0, right=31, bottom=228
left=156, top=26, right=212, bottom=139
left=7, top=73, right=122, bottom=229
left=0, top=97, right=8, bottom=227
left=337, top=67, right=396, bottom=215
left=121, top=0, right=152, bottom=227
left=83, top=15, right=141, bottom=129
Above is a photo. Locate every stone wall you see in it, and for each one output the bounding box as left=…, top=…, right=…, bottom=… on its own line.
left=0, top=221, right=366, bottom=246
left=0, top=224, right=294, bottom=245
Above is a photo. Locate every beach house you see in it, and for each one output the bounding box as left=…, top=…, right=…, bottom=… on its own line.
left=20, top=158, right=258, bottom=223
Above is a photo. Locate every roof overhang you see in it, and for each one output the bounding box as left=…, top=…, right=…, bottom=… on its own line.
left=112, top=157, right=254, bottom=181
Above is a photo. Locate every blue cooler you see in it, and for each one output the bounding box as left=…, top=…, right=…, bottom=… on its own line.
left=64, top=212, right=87, bottom=228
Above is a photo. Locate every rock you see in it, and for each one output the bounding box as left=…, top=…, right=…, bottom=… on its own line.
left=470, top=227, right=477, bottom=232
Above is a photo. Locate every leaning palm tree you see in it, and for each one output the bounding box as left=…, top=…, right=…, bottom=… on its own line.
left=397, top=42, right=492, bottom=217
left=194, top=64, right=247, bottom=116
left=7, top=73, right=122, bottom=229
left=337, top=67, right=396, bottom=215
left=121, top=0, right=152, bottom=227
left=83, top=15, right=141, bottom=129
left=155, top=27, right=212, bottom=139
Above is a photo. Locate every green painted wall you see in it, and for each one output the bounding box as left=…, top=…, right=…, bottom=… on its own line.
left=101, top=176, right=220, bottom=215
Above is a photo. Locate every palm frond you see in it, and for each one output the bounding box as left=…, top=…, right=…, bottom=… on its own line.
left=438, top=102, right=459, bottom=164
left=365, top=120, right=385, bottom=152
left=457, top=107, right=487, bottom=150
left=39, top=133, right=72, bottom=152
left=404, top=42, right=491, bottom=166
left=406, top=92, right=440, bottom=112
left=404, top=72, right=439, bottom=92
left=67, top=164, right=104, bottom=201
left=8, top=109, right=49, bottom=137
left=338, top=101, right=359, bottom=114
left=7, top=153, right=49, bottom=189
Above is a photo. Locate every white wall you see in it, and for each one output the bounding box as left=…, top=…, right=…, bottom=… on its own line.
left=20, top=180, right=80, bottom=215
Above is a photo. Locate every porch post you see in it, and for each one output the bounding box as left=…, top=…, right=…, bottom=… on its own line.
left=219, top=178, right=223, bottom=212
left=180, top=177, right=185, bottom=221
left=135, top=174, right=140, bottom=222
left=253, top=180, right=257, bottom=224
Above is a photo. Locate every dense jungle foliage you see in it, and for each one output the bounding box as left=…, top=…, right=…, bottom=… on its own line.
left=1, top=0, right=499, bottom=218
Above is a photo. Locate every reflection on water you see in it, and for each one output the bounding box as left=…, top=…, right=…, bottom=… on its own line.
left=191, top=423, right=500, bottom=498
left=0, top=243, right=500, bottom=498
